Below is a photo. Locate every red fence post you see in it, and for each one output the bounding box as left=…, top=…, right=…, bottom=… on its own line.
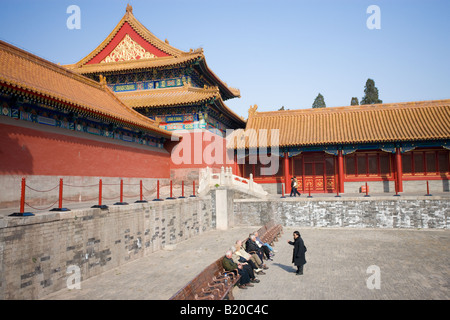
left=153, top=180, right=163, bottom=201
left=135, top=180, right=148, bottom=203
left=10, top=177, right=34, bottom=216
left=307, top=184, right=312, bottom=198
left=115, top=179, right=128, bottom=205
left=281, top=183, right=285, bottom=198
left=364, top=182, right=370, bottom=197
left=92, top=179, right=108, bottom=209
left=58, top=178, right=63, bottom=209
left=51, top=178, right=70, bottom=212
left=20, top=177, right=25, bottom=214
left=99, top=179, right=103, bottom=206
left=425, top=180, right=432, bottom=196
left=179, top=180, right=186, bottom=198
left=120, top=180, right=124, bottom=203
left=190, top=181, right=196, bottom=197
left=167, top=180, right=175, bottom=200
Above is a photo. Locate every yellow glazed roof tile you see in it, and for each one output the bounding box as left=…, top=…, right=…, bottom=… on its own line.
left=229, top=100, right=450, bottom=149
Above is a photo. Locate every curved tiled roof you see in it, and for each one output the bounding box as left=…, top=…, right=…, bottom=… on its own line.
left=117, top=84, right=246, bottom=128
left=0, top=40, right=174, bottom=139
left=116, top=85, right=221, bottom=108
left=66, top=5, right=240, bottom=100
left=74, top=8, right=184, bottom=65
left=230, top=100, right=450, bottom=149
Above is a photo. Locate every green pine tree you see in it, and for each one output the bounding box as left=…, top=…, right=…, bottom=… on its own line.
left=361, top=79, right=382, bottom=105
left=312, top=93, right=326, bottom=108
left=350, top=97, right=359, bottom=106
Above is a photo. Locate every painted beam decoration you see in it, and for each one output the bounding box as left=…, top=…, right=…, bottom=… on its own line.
left=0, top=94, right=164, bottom=149
left=108, top=76, right=189, bottom=92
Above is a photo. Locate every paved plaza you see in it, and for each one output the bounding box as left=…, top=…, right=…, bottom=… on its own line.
left=41, top=226, right=450, bottom=300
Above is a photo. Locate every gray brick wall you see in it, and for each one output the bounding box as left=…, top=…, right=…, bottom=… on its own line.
left=234, top=197, right=450, bottom=229
left=0, top=197, right=212, bottom=299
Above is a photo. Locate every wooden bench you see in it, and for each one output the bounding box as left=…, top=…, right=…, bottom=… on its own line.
left=257, top=220, right=283, bottom=246
left=169, top=220, right=283, bottom=300
left=169, top=256, right=240, bottom=300
left=242, top=220, right=283, bottom=259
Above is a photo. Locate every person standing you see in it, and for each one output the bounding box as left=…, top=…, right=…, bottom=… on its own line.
left=290, top=177, right=300, bottom=197
left=287, top=231, right=307, bottom=275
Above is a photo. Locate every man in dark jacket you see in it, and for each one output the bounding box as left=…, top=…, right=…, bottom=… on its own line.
left=288, top=231, right=307, bottom=275
left=246, top=235, right=268, bottom=270
left=222, top=250, right=252, bottom=288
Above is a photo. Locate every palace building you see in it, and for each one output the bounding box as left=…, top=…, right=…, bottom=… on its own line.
left=230, top=101, right=450, bottom=195
left=0, top=5, right=245, bottom=208
left=1, top=4, right=449, bottom=210
left=0, top=37, right=176, bottom=192
left=64, top=4, right=245, bottom=176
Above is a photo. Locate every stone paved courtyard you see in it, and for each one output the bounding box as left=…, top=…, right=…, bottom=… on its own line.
left=41, top=226, right=450, bottom=300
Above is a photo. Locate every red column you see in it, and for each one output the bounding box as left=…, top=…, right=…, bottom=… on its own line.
left=234, top=153, right=242, bottom=177
left=395, top=147, right=403, bottom=192
left=284, top=152, right=291, bottom=194
left=338, top=150, right=345, bottom=193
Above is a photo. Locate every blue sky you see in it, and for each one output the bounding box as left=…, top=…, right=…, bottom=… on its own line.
left=0, top=0, right=449, bottom=118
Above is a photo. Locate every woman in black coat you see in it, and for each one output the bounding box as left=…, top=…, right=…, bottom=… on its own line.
left=288, top=231, right=307, bottom=275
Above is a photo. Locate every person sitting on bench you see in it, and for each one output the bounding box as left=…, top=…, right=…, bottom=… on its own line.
left=222, top=250, right=253, bottom=289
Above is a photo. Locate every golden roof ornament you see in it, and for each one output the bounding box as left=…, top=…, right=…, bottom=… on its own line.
left=99, top=74, right=107, bottom=87
left=248, top=104, right=258, bottom=118
left=126, top=4, right=133, bottom=14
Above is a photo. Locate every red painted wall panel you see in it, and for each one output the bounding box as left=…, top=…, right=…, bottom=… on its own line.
left=165, top=130, right=235, bottom=172
left=0, top=123, right=170, bottom=178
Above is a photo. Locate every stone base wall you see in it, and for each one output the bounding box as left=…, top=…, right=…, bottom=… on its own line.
left=256, top=180, right=450, bottom=195
left=0, top=197, right=212, bottom=299
left=233, top=196, right=450, bottom=229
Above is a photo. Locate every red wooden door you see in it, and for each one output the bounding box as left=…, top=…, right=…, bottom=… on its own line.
left=303, top=161, right=325, bottom=192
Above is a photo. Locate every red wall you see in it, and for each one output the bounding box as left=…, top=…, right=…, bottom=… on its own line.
left=165, top=130, right=235, bottom=172
left=0, top=123, right=170, bottom=178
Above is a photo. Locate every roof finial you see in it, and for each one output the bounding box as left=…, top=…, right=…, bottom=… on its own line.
left=99, top=74, right=107, bottom=87
left=248, top=104, right=258, bottom=118
left=126, top=4, right=133, bottom=14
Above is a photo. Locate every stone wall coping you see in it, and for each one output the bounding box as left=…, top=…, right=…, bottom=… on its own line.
left=234, top=194, right=450, bottom=203
left=0, top=197, right=206, bottom=229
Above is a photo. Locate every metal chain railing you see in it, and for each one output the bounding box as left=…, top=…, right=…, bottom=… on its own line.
left=10, top=177, right=198, bottom=216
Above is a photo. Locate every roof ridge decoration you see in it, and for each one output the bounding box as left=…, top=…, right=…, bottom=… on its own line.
left=126, top=3, right=133, bottom=14
left=73, top=4, right=186, bottom=67
left=254, top=99, right=450, bottom=117
left=248, top=104, right=258, bottom=118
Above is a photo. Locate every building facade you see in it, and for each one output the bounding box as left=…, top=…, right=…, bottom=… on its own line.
left=230, top=101, right=450, bottom=195
left=65, top=5, right=245, bottom=178
left=1, top=4, right=449, bottom=211
left=0, top=5, right=245, bottom=209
